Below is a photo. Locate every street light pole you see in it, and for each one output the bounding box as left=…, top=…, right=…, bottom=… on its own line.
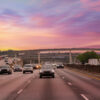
left=38, top=52, right=40, bottom=65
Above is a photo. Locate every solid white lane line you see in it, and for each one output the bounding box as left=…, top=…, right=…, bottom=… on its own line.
left=17, top=89, right=23, bottom=95
left=80, top=94, right=89, bottom=100
left=68, top=82, right=72, bottom=86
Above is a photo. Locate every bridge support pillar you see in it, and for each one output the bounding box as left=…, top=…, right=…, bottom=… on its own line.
left=38, top=52, right=40, bottom=64
left=69, top=50, right=72, bottom=64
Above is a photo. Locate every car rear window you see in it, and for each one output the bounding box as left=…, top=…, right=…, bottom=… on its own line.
left=0, top=66, right=9, bottom=68
left=24, top=65, right=32, bottom=67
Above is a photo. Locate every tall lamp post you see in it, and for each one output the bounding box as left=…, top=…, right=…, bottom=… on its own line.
left=38, top=52, right=40, bottom=65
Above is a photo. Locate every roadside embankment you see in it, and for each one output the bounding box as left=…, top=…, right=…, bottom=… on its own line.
left=65, top=64, right=100, bottom=80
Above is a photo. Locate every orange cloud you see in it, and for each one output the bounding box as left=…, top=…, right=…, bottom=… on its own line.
left=0, top=19, right=60, bottom=50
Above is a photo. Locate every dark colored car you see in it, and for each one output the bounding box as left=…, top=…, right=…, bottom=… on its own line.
left=14, top=65, right=22, bottom=72
left=32, top=64, right=37, bottom=69
left=32, top=64, right=41, bottom=69
left=0, top=65, right=12, bottom=74
left=39, top=65, right=55, bottom=78
left=56, top=64, right=64, bottom=68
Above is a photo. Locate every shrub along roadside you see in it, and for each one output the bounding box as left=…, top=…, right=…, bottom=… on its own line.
left=77, top=51, right=100, bottom=65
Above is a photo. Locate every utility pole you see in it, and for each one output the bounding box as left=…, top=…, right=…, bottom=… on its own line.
left=38, top=52, right=40, bottom=65
left=30, top=60, right=32, bottom=64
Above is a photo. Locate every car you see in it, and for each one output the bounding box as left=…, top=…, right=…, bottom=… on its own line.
left=32, top=64, right=41, bottom=69
left=31, top=64, right=37, bottom=69
left=0, top=65, right=12, bottom=74
left=56, top=64, right=64, bottom=68
left=14, top=65, right=22, bottom=72
left=23, top=64, right=33, bottom=74
left=39, top=65, right=55, bottom=78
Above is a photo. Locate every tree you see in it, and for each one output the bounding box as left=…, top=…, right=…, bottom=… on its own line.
left=77, top=51, right=100, bottom=64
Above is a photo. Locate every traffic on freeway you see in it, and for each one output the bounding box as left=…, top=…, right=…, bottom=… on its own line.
left=0, top=63, right=100, bottom=100
left=0, top=0, right=100, bottom=99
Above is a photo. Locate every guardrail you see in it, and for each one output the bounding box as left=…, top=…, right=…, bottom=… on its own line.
left=66, top=64, right=100, bottom=73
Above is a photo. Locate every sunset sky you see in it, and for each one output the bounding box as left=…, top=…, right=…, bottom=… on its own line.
left=0, top=0, right=100, bottom=50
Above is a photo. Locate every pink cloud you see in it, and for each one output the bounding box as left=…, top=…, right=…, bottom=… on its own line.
left=54, top=31, right=100, bottom=48
left=29, top=14, right=64, bottom=28
left=80, top=0, right=100, bottom=11
left=0, top=1, right=100, bottom=50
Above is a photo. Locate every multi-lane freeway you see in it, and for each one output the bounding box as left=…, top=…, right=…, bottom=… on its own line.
left=0, top=68, right=100, bottom=100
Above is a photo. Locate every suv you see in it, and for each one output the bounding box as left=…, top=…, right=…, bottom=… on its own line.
left=0, top=65, right=12, bottom=74
left=39, top=65, right=55, bottom=78
left=57, top=64, right=64, bottom=68
left=14, top=65, right=22, bottom=72
left=23, top=64, right=33, bottom=74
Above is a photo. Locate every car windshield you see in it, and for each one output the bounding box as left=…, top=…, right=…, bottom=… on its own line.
left=42, top=65, right=52, bottom=69
left=24, top=65, right=32, bottom=67
left=0, top=66, right=9, bottom=68
left=15, top=66, right=20, bottom=68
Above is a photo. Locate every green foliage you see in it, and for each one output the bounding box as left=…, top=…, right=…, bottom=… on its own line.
left=77, top=51, right=100, bottom=64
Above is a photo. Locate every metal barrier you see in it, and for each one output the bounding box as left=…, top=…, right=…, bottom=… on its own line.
left=66, top=64, right=100, bottom=73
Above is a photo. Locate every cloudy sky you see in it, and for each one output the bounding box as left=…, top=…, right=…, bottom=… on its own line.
left=0, top=0, right=100, bottom=50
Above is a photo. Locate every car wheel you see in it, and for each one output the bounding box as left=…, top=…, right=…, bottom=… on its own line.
left=40, top=75, right=42, bottom=78
left=31, top=71, right=33, bottom=73
left=8, top=72, right=12, bottom=74
left=23, top=71, right=25, bottom=74
left=52, top=75, right=55, bottom=78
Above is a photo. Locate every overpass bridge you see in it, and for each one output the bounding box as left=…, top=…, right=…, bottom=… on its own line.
left=35, top=48, right=100, bottom=52
left=0, top=48, right=100, bottom=64
left=36, top=48, right=100, bottom=64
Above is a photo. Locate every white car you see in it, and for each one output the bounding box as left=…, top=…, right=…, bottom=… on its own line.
left=0, top=65, right=12, bottom=74
left=23, top=64, right=33, bottom=74
left=39, top=65, right=55, bottom=78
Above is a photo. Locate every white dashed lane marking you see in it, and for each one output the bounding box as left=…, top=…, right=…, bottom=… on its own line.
left=68, top=82, right=72, bottom=86
left=80, top=94, right=89, bottom=100
left=17, top=89, right=23, bottom=95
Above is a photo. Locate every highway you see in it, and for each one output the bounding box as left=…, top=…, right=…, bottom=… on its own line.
left=0, top=68, right=100, bottom=100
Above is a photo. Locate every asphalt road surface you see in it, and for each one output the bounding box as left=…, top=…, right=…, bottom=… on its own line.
left=0, top=68, right=100, bottom=100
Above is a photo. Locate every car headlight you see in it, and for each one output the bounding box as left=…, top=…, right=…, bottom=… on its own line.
left=40, top=70, right=43, bottom=73
left=36, top=65, right=39, bottom=68
left=51, top=69, right=54, bottom=73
